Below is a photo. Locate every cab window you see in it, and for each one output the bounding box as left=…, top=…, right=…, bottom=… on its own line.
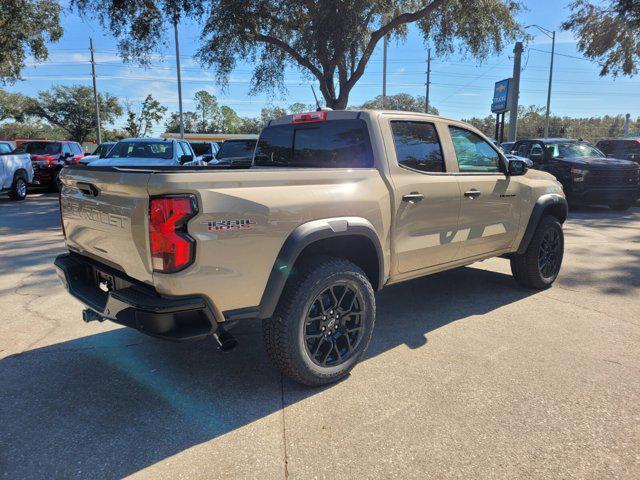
left=390, top=121, right=445, bottom=173
left=449, top=126, right=501, bottom=173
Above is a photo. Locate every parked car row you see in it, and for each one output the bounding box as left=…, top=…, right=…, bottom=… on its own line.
left=2, top=131, right=637, bottom=210
left=0, top=136, right=258, bottom=200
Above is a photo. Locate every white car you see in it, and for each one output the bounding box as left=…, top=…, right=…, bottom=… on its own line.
left=0, top=141, right=33, bottom=201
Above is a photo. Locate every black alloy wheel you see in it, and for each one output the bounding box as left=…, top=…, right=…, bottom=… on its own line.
left=303, top=283, right=364, bottom=367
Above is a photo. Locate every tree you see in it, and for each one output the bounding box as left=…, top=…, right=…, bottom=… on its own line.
left=358, top=93, right=439, bottom=114
left=562, top=0, right=640, bottom=76
left=124, top=95, right=167, bottom=137
left=195, top=0, right=524, bottom=109
left=0, top=0, right=63, bottom=83
left=0, top=120, right=66, bottom=140
left=70, top=0, right=204, bottom=65
left=0, top=89, right=31, bottom=121
left=462, top=105, right=640, bottom=143
left=164, top=111, right=199, bottom=133
left=28, top=85, right=122, bottom=143
left=74, top=0, right=524, bottom=110
left=193, top=90, right=221, bottom=132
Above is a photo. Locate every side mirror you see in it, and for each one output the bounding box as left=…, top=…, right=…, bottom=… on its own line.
left=179, top=154, right=194, bottom=164
left=508, top=159, right=528, bottom=176
left=201, top=154, right=213, bottom=162
left=64, top=151, right=74, bottom=158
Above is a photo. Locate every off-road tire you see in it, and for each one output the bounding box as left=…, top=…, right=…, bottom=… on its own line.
left=263, top=256, right=376, bottom=386
left=510, top=215, right=564, bottom=290
left=8, top=172, right=27, bottom=201
left=608, top=202, right=633, bottom=211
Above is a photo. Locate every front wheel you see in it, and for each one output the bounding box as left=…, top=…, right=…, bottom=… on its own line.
left=263, top=256, right=376, bottom=386
left=510, top=215, right=564, bottom=289
left=9, top=174, right=27, bottom=201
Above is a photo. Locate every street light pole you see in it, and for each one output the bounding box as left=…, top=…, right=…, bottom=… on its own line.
left=544, top=30, right=556, bottom=137
left=173, top=17, right=185, bottom=139
left=526, top=25, right=555, bottom=137
left=89, top=37, right=102, bottom=144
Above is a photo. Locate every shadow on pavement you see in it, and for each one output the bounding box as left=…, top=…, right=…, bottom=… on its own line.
left=0, top=265, right=536, bottom=479
left=1, top=196, right=637, bottom=478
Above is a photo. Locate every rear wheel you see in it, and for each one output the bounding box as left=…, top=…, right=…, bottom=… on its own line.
left=263, top=256, right=375, bottom=386
left=608, top=202, right=634, bottom=211
left=511, top=215, right=564, bottom=289
left=8, top=173, right=27, bottom=201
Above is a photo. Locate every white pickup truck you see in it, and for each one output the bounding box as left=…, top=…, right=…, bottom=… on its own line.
left=0, top=141, right=33, bottom=201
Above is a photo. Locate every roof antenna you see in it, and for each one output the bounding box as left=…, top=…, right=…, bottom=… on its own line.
left=310, top=84, right=321, bottom=111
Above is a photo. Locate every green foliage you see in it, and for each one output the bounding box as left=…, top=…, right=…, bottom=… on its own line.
left=463, top=105, right=640, bottom=143
left=0, top=0, right=62, bottom=84
left=357, top=93, right=439, bottom=114
left=27, top=85, right=122, bottom=143
left=195, top=0, right=524, bottom=109
left=0, top=120, right=66, bottom=140
left=0, top=89, right=31, bottom=121
left=193, top=90, right=222, bottom=133
left=124, top=95, right=167, bottom=137
left=70, top=0, right=204, bottom=65
left=73, top=0, right=524, bottom=109
left=562, top=0, right=640, bottom=76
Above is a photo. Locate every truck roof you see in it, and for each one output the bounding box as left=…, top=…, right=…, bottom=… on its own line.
left=267, top=109, right=462, bottom=127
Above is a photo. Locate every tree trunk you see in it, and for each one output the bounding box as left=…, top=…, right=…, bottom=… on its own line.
left=324, top=93, right=349, bottom=110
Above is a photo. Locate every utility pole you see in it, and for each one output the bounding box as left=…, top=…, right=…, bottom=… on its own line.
left=544, top=30, right=556, bottom=137
left=173, top=17, right=185, bottom=139
left=425, top=48, right=431, bottom=113
left=89, top=37, right=101, bottom=145
left=382, top=33, right=388, bottom=108
left=508, top=42, right=523, bottom=142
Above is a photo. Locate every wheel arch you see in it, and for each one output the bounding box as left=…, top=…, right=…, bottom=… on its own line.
left=257, top=217, right=385, bottom=319
left=516, top=194, right=568, bottom=255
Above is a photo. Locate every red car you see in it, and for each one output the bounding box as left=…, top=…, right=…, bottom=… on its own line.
left=14, top=140, right=84, bottom=191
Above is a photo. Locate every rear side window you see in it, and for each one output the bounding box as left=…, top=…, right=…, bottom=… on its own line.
left=217, top=140, right=257, bottom=159
left=255, top=119, right=373, bottom=168
left=390, top=121, right=445, bottom=173
left=71, top=143, right=83, bottom=155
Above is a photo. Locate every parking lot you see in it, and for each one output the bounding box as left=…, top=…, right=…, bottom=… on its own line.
left=1, top=193, right=639, bottom=479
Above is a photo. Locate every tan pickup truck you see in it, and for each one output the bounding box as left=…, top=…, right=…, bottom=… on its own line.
left=55, top=110, right=567, bottom=386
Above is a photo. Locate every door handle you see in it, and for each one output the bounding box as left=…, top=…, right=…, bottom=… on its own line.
left=402, top=192, right=424, bottom=203
left=464, top=189, right=481, bottom=199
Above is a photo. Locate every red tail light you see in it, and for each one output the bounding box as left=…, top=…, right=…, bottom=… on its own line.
left=149, top=196, right=197, bottom=273
left=292, top=111, right=327, bottom=124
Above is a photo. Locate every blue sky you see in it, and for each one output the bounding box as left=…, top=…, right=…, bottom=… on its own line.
left=6, top=0, right=639, bottom=133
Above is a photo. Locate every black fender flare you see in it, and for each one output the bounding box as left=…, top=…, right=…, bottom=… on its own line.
left=516, top=194, right=568, bottom=255
left=257, top=217, right=384, bottom=320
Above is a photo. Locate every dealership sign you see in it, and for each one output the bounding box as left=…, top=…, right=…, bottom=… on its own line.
left=491, top=78, right=512, bottom=113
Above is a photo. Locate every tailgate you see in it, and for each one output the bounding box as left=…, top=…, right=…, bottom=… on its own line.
left=59, top=166, right=153, bottom=283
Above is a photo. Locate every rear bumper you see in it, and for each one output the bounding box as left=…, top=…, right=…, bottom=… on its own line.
left=54, top=253, right=218, bottom=341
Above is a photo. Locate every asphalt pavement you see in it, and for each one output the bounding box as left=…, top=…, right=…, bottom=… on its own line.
left=1, top=193, right=639, bottom=479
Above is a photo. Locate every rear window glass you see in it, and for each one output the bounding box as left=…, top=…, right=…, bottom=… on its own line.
left=216, top=140, right=257, bottom=159
left=190, top=143, right=212, bottom=156
left=255, top=119, right=373, bottom=168
left=14, top=142, right=61, bottom=155
left=107, top=141, right=173, bottom=160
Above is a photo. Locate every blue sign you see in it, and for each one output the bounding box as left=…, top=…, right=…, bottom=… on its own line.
left=491, top=78, right=511, bottom=113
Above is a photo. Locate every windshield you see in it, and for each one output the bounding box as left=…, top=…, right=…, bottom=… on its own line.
left=190, top=143, right=212, bottom=156
left=106, top=141, right=173, bottom=160
left=92, top=143, right=114, bottom=156
left=216, top=140, right=256, bottom=159
left=547, top=142, right=605, bottom=159
left=14, top=142, right=61, bottom=155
